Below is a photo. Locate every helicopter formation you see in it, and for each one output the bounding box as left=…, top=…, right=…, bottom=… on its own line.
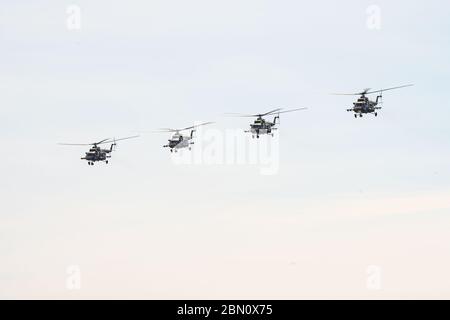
left=59, top=84, right=413, bottom=165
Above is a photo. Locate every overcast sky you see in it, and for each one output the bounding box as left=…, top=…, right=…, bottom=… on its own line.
left=1, top=0, right=450, bottom=299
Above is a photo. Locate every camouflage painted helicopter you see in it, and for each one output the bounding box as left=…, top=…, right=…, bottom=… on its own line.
left=59, top=136, right=139, bottom=165
left=333, top=84, right=413, bottom=118
left=155, top=122, right=214, bottom=152
left=226, top=108, right=307, bottom=138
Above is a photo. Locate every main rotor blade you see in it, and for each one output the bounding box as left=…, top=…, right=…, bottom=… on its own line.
left=58, top=136, right=138, bottom=146
left=331, top=92, right=364, bottom=96
left=58, top=143, right=92, bottom=146
left=365, top=84, right=414, bottom=95
left=275, top=107, right=308, bottom=115
left=225, top=108, right=283, bottom=117
left=100, top=135, right=140, bottom=144
left=331, top=88, right=370, bottom=96
left=58, top=138, right=110, bottom=146
left=147, top=128, right=178, bottom=134
left=94, top=138, right=112, bottom=145
left=224, top=113, right=257, bottom=118
left=261, top=108, right=283, bottom=116
left=179, top=122, right=214, bottom=131
left=152, top=122, right=214, bottom=133
left=332, top=84, right=413, bottom=96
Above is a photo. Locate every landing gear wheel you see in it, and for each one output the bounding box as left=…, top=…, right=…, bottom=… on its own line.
left=189, top=147, right=191, bottom=151
left=106, top=160, right=109, bottom=164
left=257, top=135, right=260, bottom=139
left=354, top=114, right=357, bottom=118
left=375, top=112, right=378, bottom=117
left=359, top=114, right=363, bottom=118
left=170, top=149, right=173, bottom=153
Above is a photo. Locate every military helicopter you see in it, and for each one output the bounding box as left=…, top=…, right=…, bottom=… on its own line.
left=59, top=136, right=139, bottom=165
left=155, top=122, right=214, bottom=152
left=226, top=108, right=307, bottom=138
left=333, top=84, right=413, bottom=118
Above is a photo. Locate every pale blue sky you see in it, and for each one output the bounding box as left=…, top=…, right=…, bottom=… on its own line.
left=1, top=0, right=450, bottom=298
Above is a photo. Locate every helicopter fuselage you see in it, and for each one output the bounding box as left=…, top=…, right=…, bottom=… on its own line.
left=247, top=116, right=278, bottom=138
left=164, top=133, right=193, bottom=152
left=81, top=146, right=112, bottom=164
left=347, top=95, right=382, bottom=117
